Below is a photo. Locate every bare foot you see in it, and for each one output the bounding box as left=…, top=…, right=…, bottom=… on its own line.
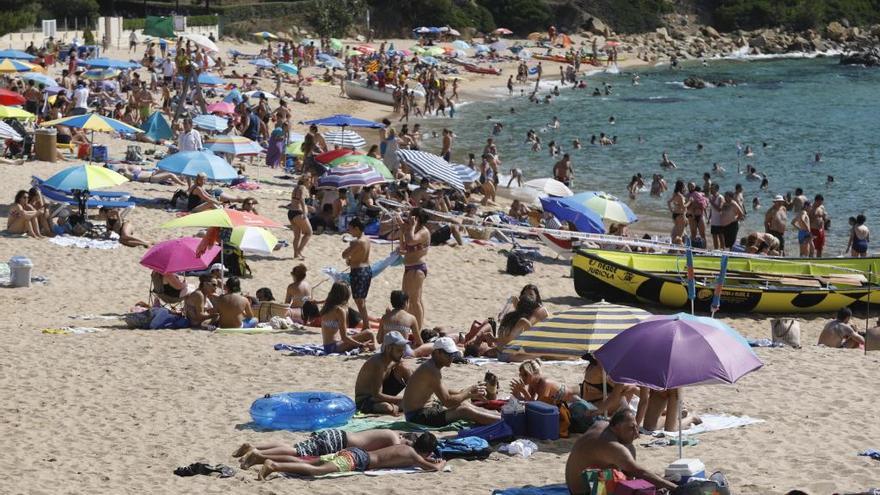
left=258, top=460, right=276, bottom=480
left=240, top=450, right=263, bottom=469
left=232, top=443, right=252, bottom=457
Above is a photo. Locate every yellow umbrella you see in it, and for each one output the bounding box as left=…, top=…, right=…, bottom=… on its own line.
left=0, top=105, right=35, bottom=119
left=0, top=58, right=36, bottom=73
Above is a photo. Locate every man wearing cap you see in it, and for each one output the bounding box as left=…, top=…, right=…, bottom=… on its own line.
left=401, top=337, right=501, bottom=427
left=764, top=195, right=788, bottom=256
left=353, top=331, right=412, bottom=415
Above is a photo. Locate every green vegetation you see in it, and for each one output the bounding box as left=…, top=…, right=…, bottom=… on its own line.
left=0, top=3, right=39, bottom=37
left=307, top=0, right=361, bottom=37
left=713, top=0, right=880, bottom=31
left=123, top=15, right=219, bottom=31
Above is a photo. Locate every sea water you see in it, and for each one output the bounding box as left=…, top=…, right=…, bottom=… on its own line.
left=419, top=56, right=878, bottom=252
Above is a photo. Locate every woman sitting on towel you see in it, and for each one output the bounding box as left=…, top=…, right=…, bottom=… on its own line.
left=510, top=359, right=579, bottom=404
left=320, top=282, right=376, bottom=354
left=580, top=352, right=639, bottom=416
left=463, top=295, right=541, bottom=358
left=500, top=284, right=550, bottom=323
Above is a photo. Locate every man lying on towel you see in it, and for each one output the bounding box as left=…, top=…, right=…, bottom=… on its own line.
left=216, top=277, right=258, bottom=328
left=565, top=409, right=676, bottom=494
left=401, top=337, right=501, bottom=427
left=256, top=432, right=445, bottom=479
left=354, top=331, right=412, bottom=414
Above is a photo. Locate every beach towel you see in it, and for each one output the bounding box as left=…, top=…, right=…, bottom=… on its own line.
left=748, top=338, right=785, bottom=348
left=42, top=327, right=106, bottom=335
left=652, top=414, right=764, bottom=437
left=274, top=343, right=361, bottom=356
left=284, top=464, right=452, bottom=479
left=322, top=251, right=402, bottom=285
left=492, top=484, right=570, bottom=495
left=859, top=449, right=880, bottom=460
left=466, top=357, right=588, bottom=367
left=49, top=235, right=120, bottom=249
left=331, top=417, right=471, bottom=433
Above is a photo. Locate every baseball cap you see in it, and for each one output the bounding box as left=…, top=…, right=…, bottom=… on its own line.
left=382, top=331, right=408, bottom=353
left=772, top=195, right=784, bottom=202
left=433, top=336, right=457, bottom=354
left=210, top=263, right=226, bottom=272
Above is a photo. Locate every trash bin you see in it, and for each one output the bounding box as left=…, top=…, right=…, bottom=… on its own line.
left=34, top=128, right=57, bottom=162
left=9, top=256, right=33, bottom=288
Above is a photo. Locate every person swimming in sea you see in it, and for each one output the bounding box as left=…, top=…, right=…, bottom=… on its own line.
left=712, top=162, right=726, bottom=175
left=659, top=152, right=677, bottom=169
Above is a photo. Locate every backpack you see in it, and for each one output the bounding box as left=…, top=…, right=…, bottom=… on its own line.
left=456, top=420, right=513, bottom=443
left=215, top=246, right=251, bottom=277
left=436, top=436, right=491, bottom=460
left=506, top=250, right=534, bottom=276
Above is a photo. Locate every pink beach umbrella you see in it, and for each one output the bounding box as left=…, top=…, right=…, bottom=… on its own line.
left=207, top=101, right=235, bottom=115
left=140, top=237, right=221, bottom=274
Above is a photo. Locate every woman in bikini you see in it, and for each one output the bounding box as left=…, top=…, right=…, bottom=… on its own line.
left=510, top=359, right=579, bottom=405
left=397, top=207, right=431, bottom=330
left=320, top=282, right=376, bottom=354
left=285, top=264, right=311, bottom=309
left=580, top=353, right=638, bottom=417
left=104, top=208, right=150, bottom=248
left=666, top=179, right=689, bottom=242
left=187, top=173, right=223, bottom=212
left=289, top=175, right=313, bottom=260
left=7, top=190, right=45, bottom=238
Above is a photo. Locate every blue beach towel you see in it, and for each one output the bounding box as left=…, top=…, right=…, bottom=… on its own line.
left=492, top=484, right=570, bottom=495
left=859, top=449, right=880, bottom=460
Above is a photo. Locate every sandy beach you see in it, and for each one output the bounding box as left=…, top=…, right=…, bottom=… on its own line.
left=1, top=35, right=879, bottom=495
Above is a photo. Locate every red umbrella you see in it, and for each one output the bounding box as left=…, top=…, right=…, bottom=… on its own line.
left=0, top=89, right=25, bottom=106
left=314, top=148, right=363, bottom=164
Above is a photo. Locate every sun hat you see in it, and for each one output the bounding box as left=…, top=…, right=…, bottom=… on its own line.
left=433, top=336, right=457, bottom=354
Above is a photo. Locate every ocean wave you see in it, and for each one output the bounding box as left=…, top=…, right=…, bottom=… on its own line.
left=715, top=47, right=843, bottom=61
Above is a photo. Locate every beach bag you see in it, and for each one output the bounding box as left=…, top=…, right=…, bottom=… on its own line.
left=613, top=479, right=656, bottom=494
left=558, top=401, right=571, bottom=438
left=436, top=436, right=491, bottom=460
left=126, top=145, right=144, bottom=163
left=570, top=399, right=599, bottom=434
left=771, top=318, right=801, bottom=348
left=582, top=468, right=626, bottom=495
left=506, top=250, right=534, bottom=276
left=456, top=420, right=513, bottom=443
left=216, top=246, right=251, bottom=277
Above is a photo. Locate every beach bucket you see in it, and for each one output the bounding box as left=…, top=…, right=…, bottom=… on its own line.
left=771, top=318, right=801, bottom=348
left=77, top=143, right=91, bottom=160
left=9, top=256, right=33, bottom=288
left=34, top=128, right=57, bottom=162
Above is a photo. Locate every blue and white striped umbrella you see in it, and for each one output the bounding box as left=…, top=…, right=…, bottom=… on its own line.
left=396, top=149, right=464, bottom=191
left=451, top=163, right=479, bottom=183
left=192, top=114, right=229, bottom=132
left=204, top=135, right=263, bottom=156
left=79, top=58, right=141, bottom=70
left=317, top=162, right=386, bottom=189
left=323, top=129, right=366, bottom=149
left=157, top=150, right=238, bottom=181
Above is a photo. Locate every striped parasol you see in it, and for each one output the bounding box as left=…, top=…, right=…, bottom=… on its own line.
left=229, top=226, right=278, bottom=254
left=451, top=163, right=479, bottom=183
left=205, top=135, right=263, bottom=156
left=329, top=154, right=393, bottom=180
left=395, top=149, right=464, bottom=191
left=573, top=191, right=638, bottom=224
left=41, top=113, right=142, bottom=134
left=315, top=148, right=360, bottom=164
left=192, top=114, right=229, bottom=132
left=505, top=301, right=651, bottom=360
left=323, top=129, right=366, bottom=149
left=0, top=58, right=37, bottom=73
left=317, top=162, right=386, bottom=189
left=83, top=68, right=120, bottom=80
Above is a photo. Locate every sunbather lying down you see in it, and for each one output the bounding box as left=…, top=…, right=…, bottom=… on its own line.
left=255, top=434, right=445, bottom=480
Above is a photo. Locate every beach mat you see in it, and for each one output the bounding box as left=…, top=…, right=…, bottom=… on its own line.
left=215, top=327, right=292, bottom=335
left=274, top=343, right=362, bottom=356
left=283, top=464, right=452, bottom=479
left=332, top=417, right=472, bottom=433
left=492, top=483, right=569, bottom=495
left=652, top=414, right=764, bottom=437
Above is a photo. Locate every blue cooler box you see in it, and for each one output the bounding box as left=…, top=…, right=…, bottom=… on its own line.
left=91, top=145, right=108, bottom=162
left=502, top=408, right=527, bottom=437
left=525, top=401, right=559, bottom=440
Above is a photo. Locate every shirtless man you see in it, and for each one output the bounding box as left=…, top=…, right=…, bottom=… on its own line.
left=809, top=194, right=828, bottom=257
left=343, top=218, right=372, bottom=330
left=215, top=277, right=257, bottom=328
left=649, top=174, right=667, bottom=197
left=791, top=201, right=813, bottom=257
left=818, top=308, right=864, bottom=349
left=440, top=128, right=453, bottom=162
left=354, top=331, right=412, bottom=415
left=791, top=187, right=808, bottom=214
left=659, top=151, right=677, bottom=169
left=565, top=410, right=676, bottom=494
left=746, top=232, right=781, bottom=256
left=401, top=337, right=501, bottom=427
left=764, top=195, right=788, bottom=256
left=410, top=178, right=432, bottom=206
left=184, top=275, right=219, bottom=328
left=553, top=153, right=574, bottom=187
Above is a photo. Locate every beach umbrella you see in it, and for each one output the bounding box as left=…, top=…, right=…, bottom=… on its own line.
left=140, top=237, right=221, bottom=274
left=182, top=33, right=218, bottom=53
left=451, top=164, right=479, bottom=183
left=0, top=120, right=22, bottom=141
left=424, top=46, right=445, bottom=57
left=205, top=135, right=263, bottom=156
left=355, top=45, right=375, bottom=54
left=571, top=191, right=638, bottom=224
left=524, top=178, right=573, bottom=197
left=494, top=28, right=513, bottom=35
left=243, top=90, right=277, bottom=100
left=0, top=49, right=35, bottom=60
left=250, top=59, right=275, bottom=69
left=447, top=28, right=461, bottom=36
left=419, top=56, right=440, bottom=66
left=395, top=149, right=464, bottom=191
left=229, top=227, right=278, bottom=254
left=252, top=31, right=278, bottom=40
left=317, top=162, right=386, bottom=189
left=448, top=50, right=467, bottom=59
left=223, top=88, right=242, bottom=104
left=507, top=301, right=651, bottom=360
left=43, top=164, right=128, bottom=192
left=194, top=72, right=226, bottom=86
left=539, top=196, right=606, bottom=234
left=329, top=154, right=393, bottom=180
left=324, top=129, right=366, bottom=149
left=206, top=101, right=235, bottom=115
left=140, top=111, right=173, bottom=142
left=157, top=150, right=238, bottom=181
left=20, top=73, right=57, bottom=86
left=277, top=63, right=299, bottom=75
left=42, top=86, right=66, bottom=95
left=330, top=38, right=344, bottom=51
left=0, top=58, right=36, bottom=73
left=595, top=314, right=763, bottom=458
left=285, top=140, right=304, bottom=157
left=79, top=57, right=141, bottom=70
left=452, top=40, right=470, bottom=50
left=0, top=105, right=34, bottom=120
left=0, top=89, right=25, bottom=106
left=303, top=114, right=384, bottom=129
left=517, top=49, right=533, bottom=60
left=474, top=44, right=489, bottom=53
left=315, top=148, right=360, bottom=164
left=490, top=41, right=508, bottom=51
left=317, top=57, right=344, bottom=69
left=413, top=27, right=431, bottom=34
left=83, top=68, right=120, bottom=80
left=41, top=113, right=142, bottom=134
left=162, top=208, right=282, bottom=229
left=192, top=114, right=229, bottom=132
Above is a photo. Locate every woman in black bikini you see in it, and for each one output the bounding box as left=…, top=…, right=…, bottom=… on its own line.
left=397, top=207, right=430, bottom=330
left=289, top=175, right=313, bottom=260
left=187, top=173, right=222, bottom=212
left=580, top=352, right=638, bottom=416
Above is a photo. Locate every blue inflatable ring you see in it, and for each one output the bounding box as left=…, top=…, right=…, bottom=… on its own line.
left=250, top=391, right=356, bottom=431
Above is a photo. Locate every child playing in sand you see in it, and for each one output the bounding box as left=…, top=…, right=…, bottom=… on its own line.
left=256, top=432, right=444, bottom=479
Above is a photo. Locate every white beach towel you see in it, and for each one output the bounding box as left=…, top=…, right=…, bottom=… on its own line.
left=466, top=357, right=588, bottom=367
left=285, top=465, right=452, bottom=479
left=49, top=236, right=120, bottom=250
left=654, top=414, right=764, bottom=437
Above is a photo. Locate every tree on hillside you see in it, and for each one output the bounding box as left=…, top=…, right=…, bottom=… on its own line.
left=308, top=0, right=364, bottom=38
left=0, top=3, right=39, bottom=37
left=41, top=0, right=100, bottom=22
left=479, top=0, right=551, bottom=34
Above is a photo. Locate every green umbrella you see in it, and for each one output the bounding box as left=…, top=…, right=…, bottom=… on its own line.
left=330, top=38, right=343, bottom=51
left=329, top=154, right=393, bottom=180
